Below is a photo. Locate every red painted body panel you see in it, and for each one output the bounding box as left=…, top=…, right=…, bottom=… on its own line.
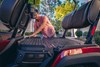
left=51, top=46, right=100, bottom=67
left=0, top=40, right=10, bottom=52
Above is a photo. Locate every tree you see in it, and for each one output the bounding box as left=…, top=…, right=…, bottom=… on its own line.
left=94, top=35, right=100, bottom=45
left=94, top=31, right=100, bottom=37
left=39, top=0, right=62, bottom=32
left=54, top=0, right=75, bottom=21
left=51, top=20, right=62, bottom=32
left=54, top=0, right=78, bottom=36
left=66, top=32, right=71, bottom=36
left=40, top=0, right=60, bottom=20
left=28, top=0, right=40, bottom=8
left=94, top=31, right=100, bottom=45
left=75, top=30, right=82, bottom=38
left=28, top=0, right=40, bottom=5
left=83, top=31, right=88, bottom=37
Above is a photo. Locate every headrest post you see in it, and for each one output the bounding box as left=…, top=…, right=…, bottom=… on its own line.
left=62, top=30, right=67, bottom=38
left=85, top=12, right=100, bottom=44
left=11, top=4, right=27, bottom=38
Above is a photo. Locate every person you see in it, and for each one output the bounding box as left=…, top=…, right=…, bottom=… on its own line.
left=29, top=9, right=55, bottom=38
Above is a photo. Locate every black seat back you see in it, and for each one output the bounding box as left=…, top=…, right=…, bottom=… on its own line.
left=88, top=0, right=100, bottom=23
left=0, top=0, right=26, bottom=28
left=62, top=0, right=100, bottom=29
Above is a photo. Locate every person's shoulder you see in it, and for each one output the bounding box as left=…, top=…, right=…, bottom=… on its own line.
left=42, top=16, right=48, bottom=19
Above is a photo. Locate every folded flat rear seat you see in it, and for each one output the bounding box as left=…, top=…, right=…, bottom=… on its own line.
left=19, top=37, right=85, bottom=53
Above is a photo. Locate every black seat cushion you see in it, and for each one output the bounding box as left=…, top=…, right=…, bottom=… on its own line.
left=0, top=0, right=26, bottom=28
left=62, top=0, right=100, bottom=29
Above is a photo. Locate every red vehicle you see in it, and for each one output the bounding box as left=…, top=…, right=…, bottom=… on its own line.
left=0, top=0, right=100, bottom=67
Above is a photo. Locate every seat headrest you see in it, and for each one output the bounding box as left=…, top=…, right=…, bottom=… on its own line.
left=62, top=0, right=100, bottom=30
left=88, top=0, right=100, bottom=23
left=0, top=0, right=26, bottom=28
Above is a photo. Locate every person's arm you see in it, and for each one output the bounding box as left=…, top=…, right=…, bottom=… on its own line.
left=34, top=23, right=37, bottom=32
left=29, top=22, right=37, bottom=37
left=30, top=16, right=47, bottom=37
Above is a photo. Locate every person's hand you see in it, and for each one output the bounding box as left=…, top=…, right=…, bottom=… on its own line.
left=28, top=35, right=33, bottom=38
left=28, top=34, right=37, bottom=38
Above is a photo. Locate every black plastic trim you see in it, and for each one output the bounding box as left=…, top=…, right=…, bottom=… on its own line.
left=56, top=53, right=100, bottom=67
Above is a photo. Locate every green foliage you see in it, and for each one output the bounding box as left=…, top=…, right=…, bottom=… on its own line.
left=28, top=0, right=40, bottom=8
left=94, top=31, right=100, bottom=45
left=51, top=20, right=62, bottom=32
left=75, top=30, right=82, bottom=38
left=53, top=0, right=78, bottom=32
left=94, top=35, right=100, bottom=45
left=83, top=31, right=88, bottom=37
left=94, top=31, right=100, bottom=37
left=28, top=0, right=40, bottom=5
left=66, top=32, right=71, bottom=36
left=40, top=0, right=62, bottom=32
left=54, top=1, right=75, bottom=21
left=25, top=32, right=33, bottom=35
left=28, top=0, right=33, bottom=4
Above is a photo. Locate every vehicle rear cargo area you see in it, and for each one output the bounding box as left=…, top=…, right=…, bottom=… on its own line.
left=17, top=37, right=84, bottom=67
